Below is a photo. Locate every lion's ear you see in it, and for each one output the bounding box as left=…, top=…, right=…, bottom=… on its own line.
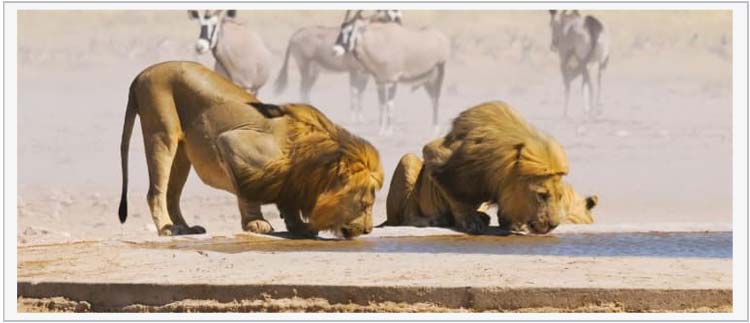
left=586, top=195, right=598, bottom=210
left=248, top=102, right=286, bottom=118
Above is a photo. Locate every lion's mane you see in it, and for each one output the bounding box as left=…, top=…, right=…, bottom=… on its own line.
left=234, top=104, right=383, bottom=231
left=432, top=101, right=569, bottom=219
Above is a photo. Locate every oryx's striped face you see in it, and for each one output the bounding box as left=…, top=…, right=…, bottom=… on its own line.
left=188, top=10, right=222, bottom=54
left=333, top=19, right=362, bottom=56
left=375, top=10, right=402, bottom=24
left=548, top=10, right=564, bottom=52
left=548, top=10, right=578, bottom=53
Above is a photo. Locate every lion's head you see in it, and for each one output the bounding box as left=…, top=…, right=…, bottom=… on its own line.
left=252, top=103, right=383, bottom=239
left=435, top=101, right=570, bottom=234
left=306, top=139, right=383, bottom=238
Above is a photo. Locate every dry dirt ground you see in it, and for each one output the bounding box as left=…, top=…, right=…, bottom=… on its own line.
left=15, top=10, right=733, bottom=313
left=16, top=296, right=733, bottom=313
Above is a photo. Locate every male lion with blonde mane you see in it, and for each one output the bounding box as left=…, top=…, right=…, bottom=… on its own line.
left=385, top=101, right=570, bottom=234
left=119, top=61, right=383, bottom=238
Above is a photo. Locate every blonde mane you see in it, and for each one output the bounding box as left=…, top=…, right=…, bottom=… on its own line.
left=235, top=104, right=383, bottom=220
left=435, top=101, right=569, bottom=204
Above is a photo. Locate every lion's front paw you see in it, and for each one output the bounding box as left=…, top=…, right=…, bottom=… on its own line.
left=243, top=219, right=274, bottom=234
left=287, top=223, right=319, bottom=238
left=456, top=213, right=489, bottom=235
left=158, top=224, right=197, bottom=236
left=189, top=225, right=207, bottom=234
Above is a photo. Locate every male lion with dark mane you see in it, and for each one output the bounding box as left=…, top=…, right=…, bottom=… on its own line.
left=385, top=101, right=570, bottom=234
left=119, top=61, right=383, bottom=238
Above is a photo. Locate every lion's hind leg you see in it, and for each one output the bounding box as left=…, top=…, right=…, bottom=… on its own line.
left=166, top=143, right=206, bottom=235
left=141, top=122, right=183, bottom=236
left=385, top=153, right=425, bottom=226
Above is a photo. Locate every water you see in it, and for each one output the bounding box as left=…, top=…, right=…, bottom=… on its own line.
left=141, top=232, right=732, bottom=259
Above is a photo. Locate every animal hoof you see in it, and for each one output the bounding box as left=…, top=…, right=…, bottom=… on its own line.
left=244, top=219, right=274, bottom=234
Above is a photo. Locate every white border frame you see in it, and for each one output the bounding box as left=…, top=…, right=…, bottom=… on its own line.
left=3, top=1, right=747, bottom=321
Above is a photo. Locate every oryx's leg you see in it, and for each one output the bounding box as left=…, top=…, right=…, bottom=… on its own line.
left=376, top=82, right=387, bottom=135
left=214, top=60, right=230, bottom=81
left=384, top=82, right=397, bottom=135
left=300, top=63, right=319, bottom=103
left=166, top=143, right=206, bottom=235
left=563, top=79, right=571, bottom=118
left=279, top=204, right=318, bottom=238
left=559, top=52, right=575, bottom=118
left=349, top=71, right=369, bottom=123
left=596, top=62, right=604, bottom=115
left=216, top=128, right=283, bottom=234
left=581, top=66, right=593, bottom=120
left=424, top=68, right=444, bottom=134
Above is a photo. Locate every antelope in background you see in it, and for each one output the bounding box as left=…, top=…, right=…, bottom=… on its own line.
left=548, top=10, right=610, bottom=119
left=273, top=10, right=403, bottom=122
left=333, top=10, right=449, bottom=135
left=189, top=10, right=272, bottom=94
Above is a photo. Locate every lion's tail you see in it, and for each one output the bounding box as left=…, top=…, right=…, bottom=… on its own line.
left=118, top=81, right=138, bottom=224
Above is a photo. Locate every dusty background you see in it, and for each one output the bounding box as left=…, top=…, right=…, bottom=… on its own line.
left=16, top=10, right=732, bottom=243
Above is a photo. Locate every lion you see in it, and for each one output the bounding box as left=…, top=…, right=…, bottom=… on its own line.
left=119, top=61, right=383, bottom=238
left=385, top=101, right=569, bottom=234
left=386, top=156, right=597, bottom=231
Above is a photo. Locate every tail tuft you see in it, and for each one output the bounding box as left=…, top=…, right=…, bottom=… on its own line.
left=118, top=196, right=127, bottom=223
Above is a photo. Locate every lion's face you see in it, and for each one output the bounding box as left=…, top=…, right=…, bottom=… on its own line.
left=308, top=166, right=382, bottom=239
left=331, top=184, right=376, bottom=239
left=500, top=175, right=566, bottom=234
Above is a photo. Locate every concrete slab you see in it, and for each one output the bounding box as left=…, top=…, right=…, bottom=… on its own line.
left=17, top=231, right=732, bottom=312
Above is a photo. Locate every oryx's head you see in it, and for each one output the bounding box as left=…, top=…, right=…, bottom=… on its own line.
left=548, top=10, right=579, bottom=53
left=188, top=10, right=236, bottom=54
left=332, top=10, right=367, bottom=57
left=372, top=10, right=402, bottom=24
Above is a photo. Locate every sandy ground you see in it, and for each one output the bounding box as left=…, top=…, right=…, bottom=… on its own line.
left=17, top=234, right=732, bottom=312
left=14, top=10, right=734, bottom=313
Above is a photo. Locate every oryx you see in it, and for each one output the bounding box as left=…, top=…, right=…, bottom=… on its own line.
left=548, top=10, right=610, bottom=119
left=189, top=10, right=272, bottom=94
left=333, top=10, right=449, bottom=135
left=273, top=10, right=403, bottom=122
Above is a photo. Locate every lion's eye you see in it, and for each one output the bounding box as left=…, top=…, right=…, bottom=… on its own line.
left=537, top=192, right=550, bottom=202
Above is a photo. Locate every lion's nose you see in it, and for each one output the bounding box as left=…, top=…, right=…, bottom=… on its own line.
left=364, top=226, right=372, bottom=234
